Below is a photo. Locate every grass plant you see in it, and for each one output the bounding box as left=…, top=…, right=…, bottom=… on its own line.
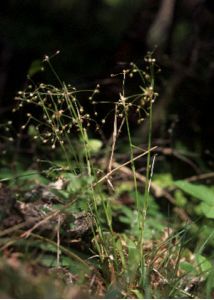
left=0, top=52, right=213, bottom=298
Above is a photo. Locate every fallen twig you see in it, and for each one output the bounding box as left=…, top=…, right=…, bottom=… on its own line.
left=94, top=146, right=157, bottom=187
left=185, top=172, right=214, bottom=183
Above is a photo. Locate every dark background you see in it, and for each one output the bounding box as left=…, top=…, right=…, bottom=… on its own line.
left=0, top=0, right=213, bottom=169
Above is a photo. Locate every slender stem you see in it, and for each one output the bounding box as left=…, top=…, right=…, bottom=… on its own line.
left=139, top=59, right=155, bottom=285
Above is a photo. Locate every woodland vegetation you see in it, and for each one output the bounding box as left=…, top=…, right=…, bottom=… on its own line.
left=0, top=0, right=214, bottom=298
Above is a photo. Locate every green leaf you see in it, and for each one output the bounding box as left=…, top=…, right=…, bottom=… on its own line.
left=175, top=181, right=214, bottom=205
left=153, top=173, right=174, bottom=188
left=87, top=139, right=102, bottom=154
left=40, top=255, right=56, bottom=267
left=201, top=203, right=214, bottom=219
left=179, top=261, right=196, bottom=273
left=65, top=173, right=81, bottom=193
left=174, top=190, right=187, bottom=207
left=206, top=268, right=214, bottom=298
left=195, top=254, right=212, bottom=274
